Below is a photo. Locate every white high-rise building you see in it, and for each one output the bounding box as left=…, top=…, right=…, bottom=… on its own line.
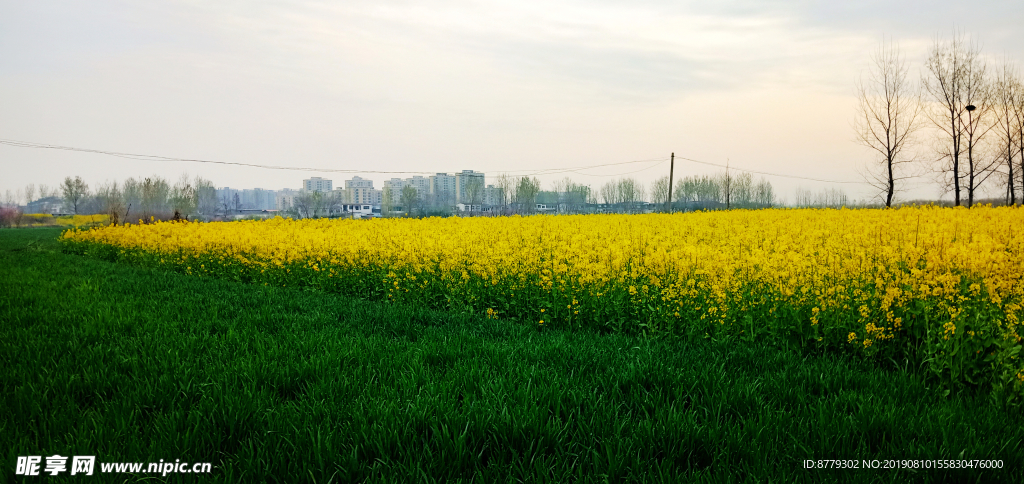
left=455, top=170, right=485, bottom=204
left=429, top=173, right=457, bottom=205
left=242, top=188, right=277, bottom=210
left=405, top=176, right=430, bottom=195
left=303, top=177, right=333, bottom=192
left=343, top=176, right=382, bottom=206
left=276, top=188, right=300, bottom=211
left=483, top=185, right=504, bottom=207
left=344, top=176, right=374, bottom=190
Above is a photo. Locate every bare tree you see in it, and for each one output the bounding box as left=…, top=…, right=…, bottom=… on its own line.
left=754, top=178, right=775, bottom=208
left=293, top=191, right=313, bottom=219
left=24, top=184, right=36, bottom=205
left=649, top=176, right=670, bottom=208
left=60, top=176, right=89, bottom=214
left=95, top=181, right=126, bottom=225
left=923, top=32, right=995, bottom=207
left=960, top=60, right=997, bottom=208
left=324, top=190, right=343, bottom=217
left=599, top=180, right=619, bottom=209
left=464, top=177, right=484, bottom=209
left=731, top=172, right=754, bottom=208
left=856, top=38, right=922, bottom=207
left=494, top=173, right=515, bottom=215
left=1015, top=66, right=1024, bottom=204
left=993, top=62, right=1022, bottom=205
left=716, top=170, right=733, bottom=210
left=122, top=178, right=141, bottom=222
left=559, top=178, right=591, bottom=214
left=616, top=178, right=644, bottom=213
left=194, top=176, right=218, bottom=217
left=170, top=174, right=197, bottom=220
left=137, top=176, right=170, bottom=221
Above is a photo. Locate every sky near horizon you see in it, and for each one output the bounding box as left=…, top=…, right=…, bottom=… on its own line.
left=2, top=0, right=1022, bottom=204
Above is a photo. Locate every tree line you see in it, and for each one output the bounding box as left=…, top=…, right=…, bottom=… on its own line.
left=1, top=174, right=217, bottom=225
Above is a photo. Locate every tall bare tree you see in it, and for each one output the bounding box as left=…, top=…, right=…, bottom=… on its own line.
left=649, top=176, right=670, bottom=208
left=95, top=181, right=126, bottom=225
left=140, top=176, right=170, bottom=221
left=170, top=174, right=197, bottom=220
left=599, top=180, right=619, bottom=209
left=923, top=32, right=993, bottom=207
left=194, top=177, right=218, bottom=217
left=732, top=172, right=754, bottom=208
left=24, top=184, right=36, bottom=205
left=1015, top=67, right=1024, bottom=203
left=856, top=38, right=922, bottom=207
left=494, top=173, right=514, bottom=215
left=464, top=177, right=484, bottom=208
left=993, top=62, right=1022, bottom=205
left=716, top=170, right=733, bottom=210
left=293, top=191, right=313, bottom=219
left=754, top=178, right=775, bottom=208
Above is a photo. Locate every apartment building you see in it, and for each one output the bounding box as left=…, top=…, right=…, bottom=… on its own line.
left=454, top=170, right=485, bottom=204
left=429, top=173, right=457, bottom=205
left=483, top=185, right=504, bottom=207
left=303, top=177, right=333, bottom=193
left=342, top=176, right=382, bottom=206
left=241, top=188, right=277, bottom=210
left=275, top=188, right=300, bottom=211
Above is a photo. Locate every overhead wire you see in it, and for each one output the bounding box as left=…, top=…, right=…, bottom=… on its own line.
left=1, top=136, right=869, bottom=184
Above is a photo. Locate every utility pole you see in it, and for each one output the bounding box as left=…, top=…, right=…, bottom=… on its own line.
left=726, top=158, right=730, bottom=210
left=667, top=152, right=674, bottom=213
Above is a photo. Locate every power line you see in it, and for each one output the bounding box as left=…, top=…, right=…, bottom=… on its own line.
left=0, top=138, right=435, bottom=175
left=1, top=136, right=866, bottom=184
left=500, top=158, right=671, bottom=178
left=673, top=155, right=866, bottom=185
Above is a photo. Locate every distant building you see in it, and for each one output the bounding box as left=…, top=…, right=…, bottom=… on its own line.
left=25, top=196, right=63, bottom=215
left=454, top=170, right=485, bottom=204
left=405, top=176, right=430, bottom=195
left=216, top=188, right=241, bottom=211
left=303, top=177, right=333, bottom=193
left=382, top=178, right=406, bottom=201
left=342, top=177, right=382, bottom=206
left=241, top=188, right=277, bottom=210
left=344, top=176, right=373, bottom=189
left=483, top=185, right=503, bottom=207
left=276, top=188, right=300, bottom=211
left=338, top=204, right=375, bottom=219
left=429, top=173, right=457, bottom=206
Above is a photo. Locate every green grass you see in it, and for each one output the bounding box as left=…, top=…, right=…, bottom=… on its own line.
left=2, top=227, right=1023, bottom=483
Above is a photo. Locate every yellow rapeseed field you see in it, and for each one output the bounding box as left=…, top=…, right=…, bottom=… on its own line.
left=62, top=206, right=1024, bottom=395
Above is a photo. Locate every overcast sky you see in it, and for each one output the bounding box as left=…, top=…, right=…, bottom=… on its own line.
left=2, top=0, right=1022, bottom=204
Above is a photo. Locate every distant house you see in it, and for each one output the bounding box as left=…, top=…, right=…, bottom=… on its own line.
left=25, top=196, right=64, bottom=215
left=231, top=209, right=280, bottom=220
left=339, top=204, right=374, bottom=219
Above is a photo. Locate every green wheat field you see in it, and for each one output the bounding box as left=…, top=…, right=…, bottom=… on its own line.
left=2, top=228, right=1023, bottom=483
